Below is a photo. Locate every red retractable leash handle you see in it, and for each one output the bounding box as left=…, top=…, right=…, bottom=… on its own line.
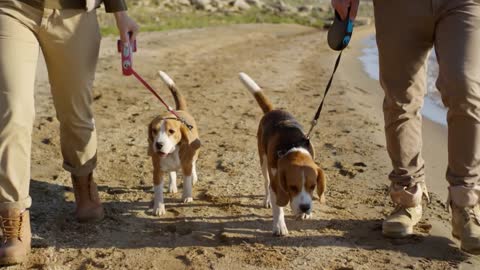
left=117, top=36, right=193, bottom=130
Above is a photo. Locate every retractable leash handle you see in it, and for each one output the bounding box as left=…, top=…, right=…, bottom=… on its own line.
left=327, top=7, right=354, bottom=51
left=117, top=38, right=137, bottom=76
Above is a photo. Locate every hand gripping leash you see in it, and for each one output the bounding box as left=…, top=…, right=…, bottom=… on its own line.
left=117, top=38, right=193, bottom=130
left=306, top=8, right=353, bottom=139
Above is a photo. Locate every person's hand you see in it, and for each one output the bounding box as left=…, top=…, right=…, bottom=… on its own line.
left=114, top=11, right=139, bottom=45
left=331, top=0, right=360, bottom=21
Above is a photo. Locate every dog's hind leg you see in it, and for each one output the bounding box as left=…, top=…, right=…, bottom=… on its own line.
left=181, top=162, right=194, bottom=203
left=168, top=171, right=177, bottom=194
left=261, top=154, right=272, bottom=208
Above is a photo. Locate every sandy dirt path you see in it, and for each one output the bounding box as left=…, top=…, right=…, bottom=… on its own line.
left=11, top=24, right=480, bottom=269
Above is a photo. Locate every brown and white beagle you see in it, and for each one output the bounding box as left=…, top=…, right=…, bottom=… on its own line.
left=239, top=73, right=326, bottom=236
left=148, top=71, right=201, bottom=216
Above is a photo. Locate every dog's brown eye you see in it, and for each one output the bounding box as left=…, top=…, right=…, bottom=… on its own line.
left=168, top=129, right=175, bottom=134
left=310, top=185, right=316, bottom=191
left=289, top=186, right=298, bottom=193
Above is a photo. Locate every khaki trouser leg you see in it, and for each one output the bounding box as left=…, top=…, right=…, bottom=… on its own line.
left=434, top=0, right=480, bottom=188
left=0, top=1, right=101, bottom=210
left=374, top=0, right=435, bottom=187
left=0, top=2, right=41, bottom=211
left=37, top=9, right=101, bottom=177
left=376, top=0, right=480, bottom=188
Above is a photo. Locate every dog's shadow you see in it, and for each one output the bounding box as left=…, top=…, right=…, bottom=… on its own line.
left=30, top=179, right=468, bottom=264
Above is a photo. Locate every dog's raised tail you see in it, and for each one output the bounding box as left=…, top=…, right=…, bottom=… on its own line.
left=239, top=72, right=273, bottom=114
left=158, top=71, right=187, bottom=111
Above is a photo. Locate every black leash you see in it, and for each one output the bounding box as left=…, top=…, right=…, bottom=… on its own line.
left=306, top=50, right=344, bottom=139
left=306, top=8, right=353, bottom=139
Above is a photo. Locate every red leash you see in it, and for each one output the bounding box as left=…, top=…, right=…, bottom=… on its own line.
left=117, top=39, right=192, bottom=129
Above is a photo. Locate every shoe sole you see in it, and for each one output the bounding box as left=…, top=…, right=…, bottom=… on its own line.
left=382, top=226, right=413, bottom=238
left=452, top=232, right=480, bottom=254
left=76, top=207, right=105, bottom=223
left=461, top=245, right=480, bottom=255
left=76, top=213, right=105, bottom=223
left=0, top=255, right=27, bottom=266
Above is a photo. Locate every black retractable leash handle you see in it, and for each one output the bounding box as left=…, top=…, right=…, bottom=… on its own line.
left=327, top=7, right=354, bottom=51
left=306, top=7, right=354, bottom=139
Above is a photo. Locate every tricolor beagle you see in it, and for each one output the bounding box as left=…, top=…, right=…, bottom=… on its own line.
left=148, top=71, right=201, bottom=216
left=239, top=73, right=326, bottom=236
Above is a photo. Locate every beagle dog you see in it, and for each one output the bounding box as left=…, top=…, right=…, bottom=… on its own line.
left=239, top=73, right=326, bottom=236
left=148, top=71, right=201, bottom=216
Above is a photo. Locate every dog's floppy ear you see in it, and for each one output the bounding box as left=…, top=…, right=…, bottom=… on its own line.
left=148, top=122, right=154, bottom=143
left=305, top=138, right=315, bottom=159
left=180, top=124, right=201, bottom=150
left=147, top=122, right=154, bottom=155
left=316, top=167, right=326, bottom=203
left=273, top=169, right=290, bottom=207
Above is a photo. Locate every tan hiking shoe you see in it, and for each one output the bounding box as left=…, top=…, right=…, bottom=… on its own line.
left=72, top=173, right=104, bottom=223
left=383, top=204, right=422, bottom=238
left=451, top=204, right=480, bottom=254
left=0, top=209, right=31, bottom=266
left=449, top=185, right=480, bottom=254
left=382, top=183, right=427, bottom=238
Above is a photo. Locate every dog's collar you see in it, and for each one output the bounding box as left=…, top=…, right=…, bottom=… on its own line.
left=161, top=117, right=193, bottom=130
left=277, top=137, right=311, bottom=159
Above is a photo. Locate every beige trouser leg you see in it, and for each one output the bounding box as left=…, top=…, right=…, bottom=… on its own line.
left=374, top=0, right=480, bottom=189
left=38, top=9, right=101, bottom=176
left=0, top=1, right=100, bottom=210
left=0, top=2, right=39, bottom=210
left=434, top=1, right=480, bottom=187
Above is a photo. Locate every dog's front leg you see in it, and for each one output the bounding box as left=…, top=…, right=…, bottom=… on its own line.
left=192, top=159, right=198, bottom=186
left=168, top=171, right=178, bottom=194
left=152, top=156, right=166, bottom=216
left=182, top=163, right=194, bottom=203
left=261, top=155, right=272, bottom=208
left=271, top=187, right=288, bottom=236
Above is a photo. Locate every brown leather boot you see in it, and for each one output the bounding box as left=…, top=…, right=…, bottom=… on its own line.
left=72, top=173, right=104, bottom=223
left=0, top=209, right=31, bottom=266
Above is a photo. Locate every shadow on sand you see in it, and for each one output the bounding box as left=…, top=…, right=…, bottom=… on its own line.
left=29, top=178, right=468, bottom=264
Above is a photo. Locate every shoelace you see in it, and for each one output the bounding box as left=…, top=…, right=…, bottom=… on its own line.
left=0, top=215, right=23, bottom=241
left=391, top=204, right=418, bottom=218
left=465, top=205, right=480, bottom=225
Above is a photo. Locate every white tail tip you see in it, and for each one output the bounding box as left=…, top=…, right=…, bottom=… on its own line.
left=158, top=71, right=175, bottom=87
left=239, top=72, right=262, bottom=93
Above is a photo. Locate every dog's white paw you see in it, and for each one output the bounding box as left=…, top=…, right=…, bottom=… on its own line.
left=153, top=203, right=166, bottom=216
left=168, top=185, right=178, bottom=194
left=263, top=198, right=272, bottom=209
left=273, top=222, right=289, bottom=236
left=183, top=197, right=193, bottom=203
left=297, top=213, right=312, bottom=220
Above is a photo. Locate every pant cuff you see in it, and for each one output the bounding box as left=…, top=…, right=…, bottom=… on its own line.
left=0, top=196, right=32, bottom=211
left=63, top=155, right=97, bottom=177
left=389, top=182, right=426, bottom=207
left=388, top=169, right=426, bottom=187
left=449, top=185, right=480, bottom=207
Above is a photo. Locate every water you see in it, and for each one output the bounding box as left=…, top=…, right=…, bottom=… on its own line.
left=359, top=35, right=447, bottom=126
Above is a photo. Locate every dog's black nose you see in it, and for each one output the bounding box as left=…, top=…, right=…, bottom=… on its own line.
left=155, top=142, right=163, bottom=149
left=300, top=204, right=311, bottom=213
